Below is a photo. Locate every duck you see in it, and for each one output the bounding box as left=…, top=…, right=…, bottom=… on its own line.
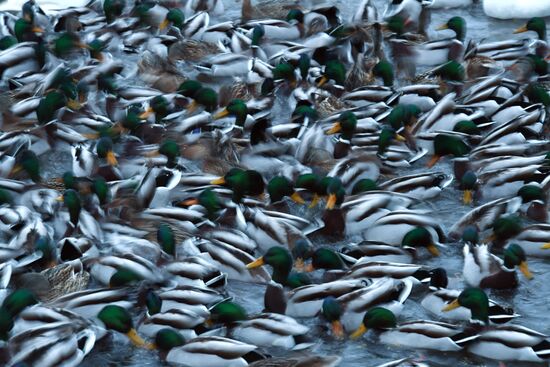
left=350, top=306, right=477, bottom=352
left=442, top=288, right=550, bottom=362
left=208, top=299, right=310, bottom=349
left=154, top=328, right=259, bottom=367
left=462, top=243, right=534, bottom=289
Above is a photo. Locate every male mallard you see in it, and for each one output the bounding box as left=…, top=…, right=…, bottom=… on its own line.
left=443, top=288, right=550, bottom=362
left=350, top=306, right=477, bottom=351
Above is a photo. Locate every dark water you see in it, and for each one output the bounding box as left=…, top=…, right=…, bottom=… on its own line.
left=29, top=0, right=550, bottom=365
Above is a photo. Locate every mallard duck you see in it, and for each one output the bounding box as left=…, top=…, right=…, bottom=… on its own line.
left=422, top=286, right=519, bottom=324
left=443, top=288, right=550, bottom=362
left=350, top=306, right=477, bottom=351
left=208, top=300, right=309, bottom=349
left=154, top=328, right=259, bottom=367
left=462, top=243, right=533, bottom=289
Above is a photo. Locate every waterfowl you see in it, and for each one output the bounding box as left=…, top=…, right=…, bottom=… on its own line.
left=350, top=307, right=477, bottom=352
left=483, top=0, right=550, bottom=19
left=443, top=288, right=550, bottom=362
left=155, top=328, right=258, bottom=367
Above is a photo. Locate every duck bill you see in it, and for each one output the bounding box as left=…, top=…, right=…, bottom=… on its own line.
left=294, top=258, right=305, bottom=271
left=56, top=195, right=64, bottom=202
left=426, top=155, right=440, bottom=168
left=126, top=329, right=155, bottom=350
left=317, top=76, right=328, bottom=87
left=331, top=320, right=344, bottom=339
left=180, top=198, right=199, bottom=207
left=395, top=133, right=406, bottom=142
left=463, top=190, right=473, bottom=205
left=159, top=19, right=170, bottom=30
left=139, top=107, right=154, bottom=119
left=290, top=192, right=305, bottom=204
left=426, top=243, right=440, bottom=257
left=308, top=194, right=320, bottom=209
left=350, top=324, right=367, bottom=339
left=106, top=151, right=118, bottom=166
left=519, top=261, right=533, bottom=280
left=304, top=263, right=315, bottom=272
left=213, top=108, right=230, bottom=119
left=10, top=164, right=23, bottom=176
left=513, top=25, right=528, bottom=34
left=442, top=299, right=460, bottom=312
left=541, top=242, right=550, bottom=249
left=210, top=177, right=226, bottom=185
left=436, top=24, right=449, bottom=31
left=326, top=122, right=342, bottom=135
left=32, top=26, right=44, bottom=33
left=326, top=193, right=337, bottom=210
left=67, top=99, right=82, bottom=111
left=186, top=100, right=199, bottom=114
left=246, top=256, right=264, bottom=269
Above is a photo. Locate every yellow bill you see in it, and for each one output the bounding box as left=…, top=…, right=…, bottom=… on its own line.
left=326, top=193, right=337, bottom=210
left=513, top=25, right=528, bottom=34
left=541, top=243, right=550, bottom=249
left=127, top=328, right=155, bottom=350
left=246, top=256, right=265, bottom=269
left=395, top=133, right=406, bottom=142
left=139, top=107, right=154, bottom=119
left=106, top=151, right=118, bottom=166
left=308, top=194, right=320, bottom=209
left=519, top=261, right=533, bottom=280
left=436, top=24, right=449, bottom=31
left=210, top=177, right=226, bottom=185
left=332, top=320, right=344, bottom=339
left=159, top=18, right=170, bottom=30
left=326, top=122, right=342, bottom=135
left=463, top=190, right=473, bottom=205
left=442, top=299, right=460, bottom=312
left=67, top=99, right=82, bottom=111
left=213, top=108, right=230, bottom=119
left=290, top=192, right=305, bottom=204
left=317, top=75, right=328, bottom=87
left=350, top=324, right=367, bottom=339
left=426, top=243, right=440, bottom=257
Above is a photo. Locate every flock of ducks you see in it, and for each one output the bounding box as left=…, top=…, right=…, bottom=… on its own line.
left=0, top=0, right=548, bottom=366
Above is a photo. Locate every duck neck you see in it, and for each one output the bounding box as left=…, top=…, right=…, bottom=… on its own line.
left=272, top=265, right=292, bottom=285
left=418, top=6, right=431, bottom=38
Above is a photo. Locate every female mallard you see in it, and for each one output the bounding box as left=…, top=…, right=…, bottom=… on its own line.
left=350, top=306, right=477, bottom=352
left=443, top=288, right=550, bottom=362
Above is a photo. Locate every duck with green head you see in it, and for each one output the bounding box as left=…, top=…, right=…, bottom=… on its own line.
left=386, top=104, right=421, bottom=133
left=295, top=173, right=324, bottom=208
left=11, top=149, right=41, bottom=182
left=140, top=96, right=170, bottom=123
left=14, top=17, right=43, bottom=42
left=324, top=177, right=345, bottom=210
left=377, top=127, right=406, bottom=155
left=246, top=246, right=310, bottom=288
left=158, top=140, right=180, bottom=168
left=427, top=134, right=470, bottom=168
left=436, top=16, right=466, bottom=42
left=402, top=226, right=441, bottom=256
left=459, top=170, right=478, bottom=205
left=160, top=9, right=185, bottom=30
left=96, top=136, right=118, bottom=166
left=213, top=99, right=248, bottom=128
left=486, top=214, right=522, bottom=246
left=0, top=289, right=38, bottom=340
left=305, top=248, right=346, bottom=272
left=59, top=189, right=81, bottom=227
left=157, top=223, right=176, bottom=256
left=211, top=168, right=265, bottom=202
left=98, top=305, right=153, bottom=349
left=179, top=188, right=223, bottom=220
left=325, top=111, right=357, bottom=159
left=321, top=297, right=344, bottom=338
left=318, top=60, right=346, bottom=87
left=272, top=61, right=297, bottom=87
left=267, top=176, right=305, bottom=205
left=372, top=60, right=394, bottom=87
left=442, top=287, right=489, bottom=324
left=514, top=17, right=547, bottom=41
left=178, top=80, right=219, bottom=113
left=103, top=0, right=125, bottom=23
left=53, top=32, right=90, bottom=58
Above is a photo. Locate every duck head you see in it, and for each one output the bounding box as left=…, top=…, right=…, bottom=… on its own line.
left=402, top=227, right=440, bottom=256
left=351, top=307, right=397, bottom=339
left=321, top=297, right=344, bottom=339
left=442, top=287, right=489, bottom=324
left=437, top=16, right=466, bottom=42
left=214, top=99, right=248, bottom=127
left=209, top=300, right=247, bottom=325
left=427, top=134, right=470, bottom=168
left=503, top=244, right=533, bottom=279
left=160, top=9, right=185, bottom=30
left=326, top=111, right=357, bottom=140
left=268, top=176, right=304, bottom=204
left=514, top=17, right=546, bottom=40
left=98, top=305, right=154, bottom=349
left=157, top=223, right=176, bottom=256
left=459, top=170, right=477, bottom=205
left=247, top=246, right=293, bottom=285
